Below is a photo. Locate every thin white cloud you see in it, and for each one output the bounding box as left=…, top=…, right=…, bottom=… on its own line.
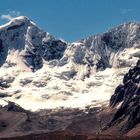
left=1, top=14, right=13, bottom=21
left=1, top=10, right=21, bottom=21
left=120, top=9, right=132, bottom=14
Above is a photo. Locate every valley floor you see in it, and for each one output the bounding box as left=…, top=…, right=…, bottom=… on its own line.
left=0, top=104, right=140, bottom=140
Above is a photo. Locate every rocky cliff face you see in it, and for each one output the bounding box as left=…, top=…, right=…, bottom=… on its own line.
left=106, top=59, right=140, bottom=133
left=64, top=22, right=140, bottom=74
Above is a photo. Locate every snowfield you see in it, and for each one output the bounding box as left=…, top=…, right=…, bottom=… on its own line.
left=0, top=64, right=128, bottom=111
left=0, top=16, right=140, bottom=111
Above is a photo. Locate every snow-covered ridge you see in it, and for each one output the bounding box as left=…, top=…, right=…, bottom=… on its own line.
left=0, top=16, right=30, bottom=30
left=0, top=16, right=140, bottom=111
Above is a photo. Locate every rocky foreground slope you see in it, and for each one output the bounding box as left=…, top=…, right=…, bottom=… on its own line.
left=104, top=59, right=140, bottom=137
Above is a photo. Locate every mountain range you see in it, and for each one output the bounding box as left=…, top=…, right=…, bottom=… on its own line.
left=0, top=16, right=140, bottom=139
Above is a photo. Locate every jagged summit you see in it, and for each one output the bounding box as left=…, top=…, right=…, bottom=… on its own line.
left=0, top=16, right=140, bottom=110
left=0, top=16, right=31, bottom=30
left=0, top=16, right=67, bottom=70
left=11, top=16, right=31, bottom=23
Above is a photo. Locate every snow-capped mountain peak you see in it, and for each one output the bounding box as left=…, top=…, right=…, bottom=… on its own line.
left=0, top=16, right=67, bottom=71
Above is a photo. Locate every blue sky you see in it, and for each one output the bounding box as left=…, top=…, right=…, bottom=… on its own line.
left=0, top=0, right=140, bottom=42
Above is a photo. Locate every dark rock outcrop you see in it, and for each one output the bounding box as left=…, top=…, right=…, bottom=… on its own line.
left=3, top=101, right=27, bottom=113
left=108, top=59, right=140, bottom=132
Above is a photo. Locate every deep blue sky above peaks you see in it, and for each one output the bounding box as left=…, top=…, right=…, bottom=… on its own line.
left=0, top=0, right=140, bottom=42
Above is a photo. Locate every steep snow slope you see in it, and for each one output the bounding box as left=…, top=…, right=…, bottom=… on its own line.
left=0, top=17, right=140, bottom=111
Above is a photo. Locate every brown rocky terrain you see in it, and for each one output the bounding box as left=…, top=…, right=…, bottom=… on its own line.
left=0, top=101, right=139, bottom=140
left=0, top=131, right=130, bottom=140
